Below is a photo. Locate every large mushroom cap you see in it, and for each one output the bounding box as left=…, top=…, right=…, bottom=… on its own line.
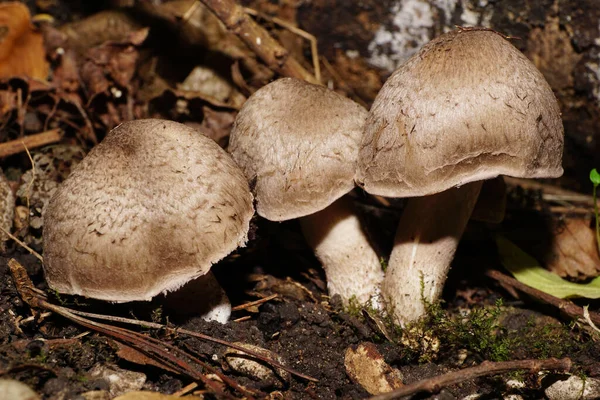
left=357, top=28, right=564, bottom=198
left=229, top=78, right=368, bottom=221
left=43, top=119, right=254, bottom=302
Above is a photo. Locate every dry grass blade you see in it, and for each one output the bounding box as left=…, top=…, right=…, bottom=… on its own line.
left=231, top=293, right=278, bottom=311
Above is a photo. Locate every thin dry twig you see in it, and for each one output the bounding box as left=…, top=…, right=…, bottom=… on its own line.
left=172, top=382, right=198, bottom=397
left=0, top=129, right=63, bottom=158
left=0, top=227, right=43, bottom=262
left=505, top=177, right=597, bottom=206
left=198, top=0, right=319, bottom=84
left=231, top=293, right=278, bottom=311
left=486, top=269, right=600, bottom=326
left=243, top=7, right=321, bottom=83
left=369, top=357, right=571, bottom=400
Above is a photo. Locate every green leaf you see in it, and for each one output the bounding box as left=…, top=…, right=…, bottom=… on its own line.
left=590, top=168, right=600, bottom=186
left=496, top=236, right=600, bottom=299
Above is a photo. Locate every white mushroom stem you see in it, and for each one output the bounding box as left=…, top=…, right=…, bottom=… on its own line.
left=299, top=196, right=384, bottom=307
left=164, top=271, right=232, bottom=324
left=382, top=181, right=483, bottom=325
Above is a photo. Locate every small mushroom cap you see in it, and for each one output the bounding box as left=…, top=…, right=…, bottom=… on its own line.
left=43, top=119, right=254, bottom=302
left=229, top=78, right=368, bottom=221
left=357, top=28, right=564, bottom=198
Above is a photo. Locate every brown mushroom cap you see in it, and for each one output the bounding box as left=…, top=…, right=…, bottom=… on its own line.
left=43, top=119, right=254, bottom=302
left=357, top=28, right=564, bottom=198
left=229, top=78, right=368, bottom=221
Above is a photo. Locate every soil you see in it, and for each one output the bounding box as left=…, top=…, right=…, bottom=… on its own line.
left=1, top=1, right=600, bottom=399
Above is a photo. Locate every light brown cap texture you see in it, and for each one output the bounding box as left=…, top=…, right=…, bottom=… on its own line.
left=228, top=78, right=368, bottom=221
left=43, top=119, right=254, bottom=302
left=357, top=28, right=564, bottom=197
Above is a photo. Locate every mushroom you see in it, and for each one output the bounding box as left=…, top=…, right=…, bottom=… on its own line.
left=43, top=119, right=254, bottom=323
left=356, top=28, right=564, bottom=324
left=229, top=78, right=383, bottom=306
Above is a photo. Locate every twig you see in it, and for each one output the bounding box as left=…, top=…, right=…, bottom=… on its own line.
left=172, top=382, right=198, bottom=397
left=505, top=177, right=596, bottom=206
left=243, top=7, right=321, bottom=83
left=231, top=293, right=278, bottom=311
left=369, top=358, right=571, bottom=400
left=0, top=226, right=44, bottom=262
left=199, top=0, right=319, bottom=84
left=583, top=306, right=600, bottom=334
left=0, top=129, right=62, bottom=158
left=7, top=258, right=317, bottom=383
left=486, top=269, right=600, bottom=326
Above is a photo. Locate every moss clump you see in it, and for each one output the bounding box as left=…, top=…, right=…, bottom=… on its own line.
left=345, top=295, right=383, bottom=318
left=379, top=257, right=388, bottom=272
left=505, top=313, right=579, bottom=359
left=401, top=299, right=514, bottom=363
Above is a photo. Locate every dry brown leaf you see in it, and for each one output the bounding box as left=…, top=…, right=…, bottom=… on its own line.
left=0, top=2, right=49, bottom=80
left=81, top=28, right=148, bottom=99
left=59, top=10, right=143, bottom=55
left=546, top=218, right=600, bottom=280
left=344, top=342, right=404, bottom=395
left=197, top=106, right=236, bottom=148
left=114, top=341, right=179, bottom=374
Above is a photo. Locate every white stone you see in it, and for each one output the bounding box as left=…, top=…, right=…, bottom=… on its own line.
left=545, top=375, right=600, bottom=400
left=89, top=365, right=146, bottom=398
left=0, top=379, right=40, bottom=400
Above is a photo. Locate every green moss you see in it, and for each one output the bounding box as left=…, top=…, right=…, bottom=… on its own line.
left=401, top=298, right=514, bottom=363
left=379, top=257, right=388, bottom=272
left=151, top=305, right=163, bottom=324
left=507, top=315, right=577, bottom=359
left=345, top=295, right=363, bottom=318
left=345, top=295, right=383, bottom=318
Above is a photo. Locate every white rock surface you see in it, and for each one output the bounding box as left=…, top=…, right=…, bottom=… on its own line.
left=545, top=375, right=600, bottom=400
left=225, top=342, right=289, bottom=387
left=0, top=379, right=40, bottom=400
left=88, top=364, right=146, bottom=398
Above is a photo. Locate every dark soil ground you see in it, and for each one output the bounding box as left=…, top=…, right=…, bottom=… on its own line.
left=1, top=1, right=600, bottom=399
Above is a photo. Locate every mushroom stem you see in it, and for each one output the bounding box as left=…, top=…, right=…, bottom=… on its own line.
left=299, top=196, right=384, bottom=307
left=164, top=271, right=232, bottom=324
left=382, top=181, right=483, bottom=325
